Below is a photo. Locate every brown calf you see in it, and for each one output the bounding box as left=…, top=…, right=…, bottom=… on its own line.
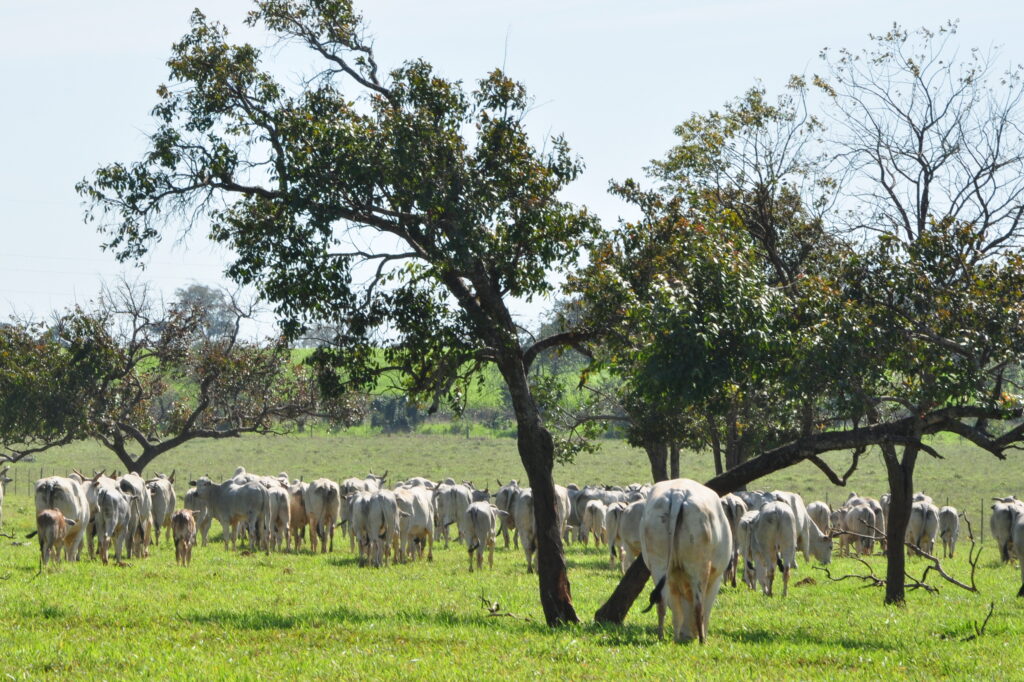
left=26, top=509, right=76, bottom=568
left=171, top=509, right=197, bottom=566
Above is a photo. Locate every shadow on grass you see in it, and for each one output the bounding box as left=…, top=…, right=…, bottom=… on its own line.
left=181, top=604, right=545, bottom=632
left=720, top=627, right=896, bottom=651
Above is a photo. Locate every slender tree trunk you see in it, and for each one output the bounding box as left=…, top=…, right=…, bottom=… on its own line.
left=882, top=442, right=917, bottom=605
left=500, top=354, right=578, bottom=626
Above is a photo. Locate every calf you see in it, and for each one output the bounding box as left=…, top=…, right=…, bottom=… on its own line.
left=172, top=509, right=197, bottom=566
left=27, top=509, right=75, bottom=568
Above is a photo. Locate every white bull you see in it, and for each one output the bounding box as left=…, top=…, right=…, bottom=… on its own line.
left=117, top=473, right=153, bottom=558
left=190, top=476, right=271, bottom=554
left=34, top=476, right=90, bottom=561
left=95, top=485, right=135, bottom=565
left=906, top=501, right=939, bottom=555
left=304, top=478, right=341, bottom=553
left=640, top=479, right=731, bottom=644
left=463, top=501, right=502, bottom=572
left=395, top=486, right=434, bottom=562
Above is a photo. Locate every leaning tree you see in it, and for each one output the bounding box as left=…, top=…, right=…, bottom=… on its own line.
left=79, top=0, right=600, bottom=625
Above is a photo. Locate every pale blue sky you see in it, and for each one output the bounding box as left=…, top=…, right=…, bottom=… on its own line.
left=1, top=1, right=1019, bottom=332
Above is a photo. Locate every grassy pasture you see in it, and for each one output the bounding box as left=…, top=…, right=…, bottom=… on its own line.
left=1, top=432, right=1023, bottom=680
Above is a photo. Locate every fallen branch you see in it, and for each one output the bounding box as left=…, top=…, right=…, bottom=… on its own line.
left=0, top=532, right=13, bottom=539
left=960, top=602, right=995, bottom=642
left=813, top=557, right=886, bottom=588
left=479, top=596, right=533, bottom=623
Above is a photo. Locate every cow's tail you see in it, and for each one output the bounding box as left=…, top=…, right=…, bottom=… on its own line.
left=261, top=490, right=272, bottom=554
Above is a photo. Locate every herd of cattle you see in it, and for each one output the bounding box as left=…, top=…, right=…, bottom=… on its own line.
left=6, top=465, right=1024, bottom=643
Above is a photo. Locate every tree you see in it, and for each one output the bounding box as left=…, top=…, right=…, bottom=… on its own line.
left=595, top=25, right=1024, bottom=620
left=173, top=283, right=236, bottom=340
left=79, top=0, right=599, bottom=625
left=0, top=282, right=360, bottom=471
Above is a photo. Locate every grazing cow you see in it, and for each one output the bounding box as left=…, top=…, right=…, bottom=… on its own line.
left=1013, top=514, right=1024, bottom=597
left=581, top=499, right=608, bottom=547
left=303, top=478, right=341, bottom=553
left=394, top=486, right=434, bottom=562
left=171, top=509, right=197, bottom=566
left=906, top=501, right=939, bottom=555
left=938, top=506, right=959, bottom=558
left=640, top=479, right=732, bottom=644
left=365, top=490, right=400, bottom=567
left=0, top=466, right=11, bottom=529
left=190, top=476, right=271, bottom=553
left=117, top=473, right=153, bottom=558
left=512, top=488, right=537, bottom=573
left=720, top=493, right=748, bottom=587
left=735, top=510, right=759, bottom=590
left=771, top=490, right=832, bottom=565
left=991, top=498, right=1024, bottom=563
left=463, top=501, right=501, bottom=572
left=288, top=481, right=309, bottom=551
left=184, top=487, right=212, bottom=547
left=750, top=501, right=798, bottom=597
left=494, top=480, right=521, bottom=549
left=613, top=499, right=646, bottom=574
left=95, top=485, right=135, bottom=565
left=736, top=490, right=775, bottom=512
left=33, top=476, right=90, bottom=561
left=843, top=504, right=878, bottom=556
left=27, top=509, right=75, bottom=568
left=146, top=472, right=177, bottom=546
left=806, top=501, right=831, bottom=535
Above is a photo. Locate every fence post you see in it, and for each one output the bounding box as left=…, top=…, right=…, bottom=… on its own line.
left=980, top=498, right=985, bottom=545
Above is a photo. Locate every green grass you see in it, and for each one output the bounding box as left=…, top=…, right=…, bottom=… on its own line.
left=1, top=432, right=1023, bottom=679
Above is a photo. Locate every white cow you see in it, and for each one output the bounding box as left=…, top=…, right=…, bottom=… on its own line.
left=117, top=473, right=153, bottom=558
left=605, top=502, right=628, bottom=569
left=614, top=499, right=646, bottom=574
left=395, top=486, right=434, bottom=562
left=184, top=487, right=213, bottom=547
left=1012, top=514, right=1024, bottom=597
left=190, top=476, right=271, bottom=553
left=265, top=483, right=292, bottom=552
left=842, top=503, right=878, bottom=556
left=938, top=506, right=959, bottom=558
left=95, top=485, right=135, bottom=565
left=365, top=490, right=400, bottom=567
left=288, top=480, right=309, bottom=551
left=512, top=488, right=537, bottom=573
left=494, top=480, right=521, bottom=549
left=639, top=479, right=731, bottom=644
left=581, top=499, right=608, bottom=547
left=146, top=472, right=177, bottom=546
left=463, top=501, right=501, bottom=572
left=719, top=493, right=748, bottom=587
left=771, top=490, right=832, bottom=565
left=906, top=501, right=939, bottom=555
left=750, top=501, right=798, bottom=597
left=991, top=498, right=1024, bottom=563
left=735, top=510, right=759, bottom=590
left=33, top=476, right=90, bottom=561
left=304, top=478, right=341, bottom=553
left=806, top=501, right=831, bottom=535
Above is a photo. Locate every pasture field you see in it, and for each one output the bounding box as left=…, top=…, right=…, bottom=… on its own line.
left=0, top=432, right=1023, bottom=680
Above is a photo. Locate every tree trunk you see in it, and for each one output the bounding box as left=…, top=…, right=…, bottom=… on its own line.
left=499, top=353, right=578, bottom=626
left=644, top=440, right=668, bottom=482
left=708, top=415, right=724, bottom=475
left=669, top=442, right=680, bottom=479
left=593, top=439, right=669, bottom=624
left=882, top=442, right=917, bottom=606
